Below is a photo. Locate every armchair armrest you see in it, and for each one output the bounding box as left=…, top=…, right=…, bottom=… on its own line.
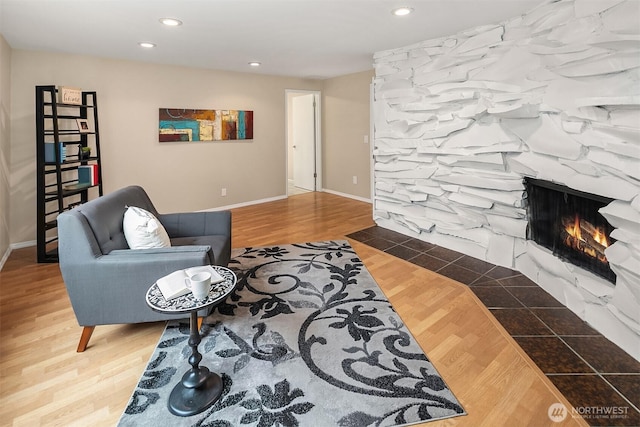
left=159, top=211, right=231, bottom=238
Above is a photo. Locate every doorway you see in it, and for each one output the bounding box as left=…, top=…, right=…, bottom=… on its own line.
left=286, top=90, right=321, bottom=195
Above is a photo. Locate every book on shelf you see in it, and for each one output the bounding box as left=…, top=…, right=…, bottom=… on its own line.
left=77, top=164, right=99, bottom=186
left=44, top=142, right=66, bottom=162
left=63, top=183, right=91, bottom=191
left=156, top=265, right=225, bottom=300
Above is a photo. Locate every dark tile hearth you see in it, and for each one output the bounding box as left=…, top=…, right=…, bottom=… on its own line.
left=490, top=309, right=553, bottom=336
left=563, top=337, right=640, bottom=375
left=472, top=286, right=524, bottom=308
left=550, top=375, right=640, bottom=427
left=409, top=253, right=450, bottom=271
left=437, top=263, right=484, bottom=285
left=605, top=375, right=640, bottom=409
left=347, top=225, right=640, bottom=427
left=515, top=336, right=593, bottom=374
left=530, top=308, right=601, bottom=336
left=507, top=286, right=566, bottom=308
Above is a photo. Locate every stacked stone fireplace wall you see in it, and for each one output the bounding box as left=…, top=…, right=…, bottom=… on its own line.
left=372, top=0, right=640, bottom=360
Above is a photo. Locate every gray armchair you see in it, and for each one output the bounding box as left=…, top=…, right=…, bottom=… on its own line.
left=57, top=185, right=231, bottom=352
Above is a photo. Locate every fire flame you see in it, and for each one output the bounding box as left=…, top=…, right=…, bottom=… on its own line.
left=567, top=215, right=581, bottom=242
left=593, top=228, right=608, bottom=247
left=563, top=214, right=609, bottom=263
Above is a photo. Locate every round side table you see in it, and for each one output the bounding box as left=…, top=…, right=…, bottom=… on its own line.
left=145, top=266, right=237, bottom=417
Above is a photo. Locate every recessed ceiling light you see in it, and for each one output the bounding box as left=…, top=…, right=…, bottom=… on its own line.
left=139, top=42, right=156, bottom=48
left=248, top=62, right=261, bottom=67
left=159, top=18, right=182, bottom=26
left=392, top=7, right=413, bottom=16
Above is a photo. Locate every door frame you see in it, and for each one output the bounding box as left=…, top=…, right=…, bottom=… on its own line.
left=285, top=89, right=322, bottom=195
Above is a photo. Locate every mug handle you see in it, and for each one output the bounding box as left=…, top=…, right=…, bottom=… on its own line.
left=184, top=277, right=191, bottom=290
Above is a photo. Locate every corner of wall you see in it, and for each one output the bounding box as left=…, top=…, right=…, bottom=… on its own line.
left=0, top=34, right=12, bottom=260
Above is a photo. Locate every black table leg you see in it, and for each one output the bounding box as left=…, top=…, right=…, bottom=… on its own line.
left=168, top=311, right=223, bottom=417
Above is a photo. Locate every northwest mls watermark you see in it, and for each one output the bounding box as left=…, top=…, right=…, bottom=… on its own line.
left=548, top=403, right=630, bottom=423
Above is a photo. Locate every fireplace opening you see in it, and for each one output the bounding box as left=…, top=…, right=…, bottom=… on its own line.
left=524, top=178, right=616, bottom=283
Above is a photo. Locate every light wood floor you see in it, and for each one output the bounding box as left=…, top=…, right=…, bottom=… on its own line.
left=0, top=192, right=586, bottom=427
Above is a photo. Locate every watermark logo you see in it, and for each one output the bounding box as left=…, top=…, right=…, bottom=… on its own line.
left=548, top=403, right=568, bottom=423
left=548, top=403, right=629, bottom=422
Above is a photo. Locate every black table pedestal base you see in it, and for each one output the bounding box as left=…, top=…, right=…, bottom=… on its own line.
left=167, top=311, right=223, bottom=417
left=168, top=367, right=223, bottom=416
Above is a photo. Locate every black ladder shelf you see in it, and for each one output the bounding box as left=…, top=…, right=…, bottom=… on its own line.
left=35, top=85, right=103, bottom=263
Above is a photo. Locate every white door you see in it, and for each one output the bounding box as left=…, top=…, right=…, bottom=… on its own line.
left=292, top=94, right=316, bottom=191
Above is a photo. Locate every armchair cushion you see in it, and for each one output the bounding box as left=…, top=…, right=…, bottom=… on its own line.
left=123, top=205, right=171, bottom=249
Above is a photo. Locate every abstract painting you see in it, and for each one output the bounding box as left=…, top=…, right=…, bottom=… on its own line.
left=159, top=108, right=253, bottom=142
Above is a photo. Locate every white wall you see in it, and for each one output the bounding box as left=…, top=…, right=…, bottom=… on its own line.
left=372, top=0, right=640, bottom=360
left=9, top=50, right=323, bottom=244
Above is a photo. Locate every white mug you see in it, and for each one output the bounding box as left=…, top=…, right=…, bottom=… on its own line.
left=185, top=272, right=211, bottom=300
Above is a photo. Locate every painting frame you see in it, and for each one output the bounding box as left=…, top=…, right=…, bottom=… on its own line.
left=159, top=108, right=254, bottom=142
left=76, top=118, right=90, bottom=133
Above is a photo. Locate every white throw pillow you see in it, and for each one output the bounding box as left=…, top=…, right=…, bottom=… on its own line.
left=123, top=206, right=171, bottom=249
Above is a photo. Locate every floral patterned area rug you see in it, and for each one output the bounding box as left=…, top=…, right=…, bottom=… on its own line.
left=119, top=241, right=465, bottom=427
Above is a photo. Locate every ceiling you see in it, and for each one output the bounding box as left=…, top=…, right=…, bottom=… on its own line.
left=0, top=0, right=542, bottom=79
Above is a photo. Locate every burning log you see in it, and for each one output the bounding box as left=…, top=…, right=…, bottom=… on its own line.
left=561, top=216, right=609, bottom=263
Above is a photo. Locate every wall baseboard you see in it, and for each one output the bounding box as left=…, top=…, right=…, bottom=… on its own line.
left=0, top=247, right=10, bottom=271
left=11, top=240, right=37, bottom=249
left=321, top=188, right=371, bottom=204
left=203, top=191, right=370, bottom=212
left=201, top=195, right=289, bottom=212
